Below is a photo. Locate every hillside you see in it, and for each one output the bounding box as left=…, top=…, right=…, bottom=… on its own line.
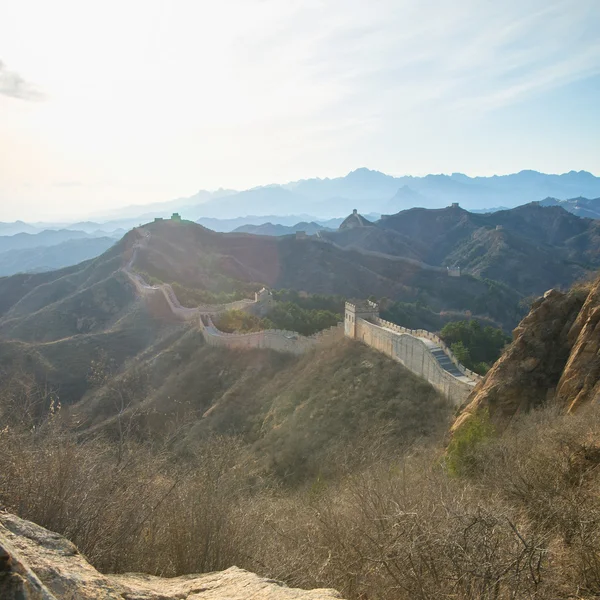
left=321, top=203, right=600, bottom=295
left=72, top=334, right=449, bottom=476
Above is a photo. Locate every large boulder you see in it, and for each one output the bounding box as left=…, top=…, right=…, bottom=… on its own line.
left=0, top=511, right=342, bottom=600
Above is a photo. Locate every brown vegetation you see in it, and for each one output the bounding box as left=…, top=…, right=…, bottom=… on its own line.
left=3, top=379, right=600, bottom=599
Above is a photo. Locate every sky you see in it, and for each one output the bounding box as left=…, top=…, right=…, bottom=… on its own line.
left=1, top=0, right=599, bottom=221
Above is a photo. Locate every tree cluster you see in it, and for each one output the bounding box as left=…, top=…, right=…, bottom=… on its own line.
left=440, top=319, right=510, bottom=374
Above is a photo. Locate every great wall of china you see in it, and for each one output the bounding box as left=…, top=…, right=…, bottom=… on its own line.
left=123, top=227, right=480, bottom=404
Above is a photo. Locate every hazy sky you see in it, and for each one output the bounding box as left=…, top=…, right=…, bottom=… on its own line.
left=1, top=0, right=599, bottom=221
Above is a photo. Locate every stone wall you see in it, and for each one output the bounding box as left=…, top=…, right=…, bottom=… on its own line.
left=200, top=317, right=344, bottom=355
left=353, top=318, right=476, bottom=405
left=373, top=317, right=483, bottom=383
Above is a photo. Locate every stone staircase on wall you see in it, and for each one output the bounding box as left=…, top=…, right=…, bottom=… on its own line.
left=344, top=300, right=482, bottom=405
left=374, top=317, right=483, bottom=384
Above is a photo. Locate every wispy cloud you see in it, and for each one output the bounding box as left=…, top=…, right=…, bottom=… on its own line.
left=0, top=60, right=45, bottom=101
left=232, top=0, right=600, bottom=120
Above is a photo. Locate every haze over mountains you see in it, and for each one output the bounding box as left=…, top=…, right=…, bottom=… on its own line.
left=131, top=168, right=600, bottom=220
left=1, top=168, right=599, bottom=277
left=0, top=228, right=121, bottom=276
left=4, top=169, right=600, bottom=231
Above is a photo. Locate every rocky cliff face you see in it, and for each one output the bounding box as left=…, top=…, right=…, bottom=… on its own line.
left=556, top=280, right=600, bottom=411
left=0, top=512, right=342, bottom=600
left=453, top=278, right=600, bottom=433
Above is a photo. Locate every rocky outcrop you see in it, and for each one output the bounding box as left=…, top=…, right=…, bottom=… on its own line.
left=556, top=281, right=600, bottom=411
left=452, top=282, right=595, bottom=433
left=0, top=512, right=342, bottom=600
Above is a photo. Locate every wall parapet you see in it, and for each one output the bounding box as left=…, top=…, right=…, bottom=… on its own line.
left=200, top=317, right=343, bottom=355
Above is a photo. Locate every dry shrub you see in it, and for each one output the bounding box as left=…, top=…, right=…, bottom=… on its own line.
left=2, top=399, right=600, bottom=599
left=0, top=424, right=259, bottom=576
left=250, top=451, right=550, bottom=600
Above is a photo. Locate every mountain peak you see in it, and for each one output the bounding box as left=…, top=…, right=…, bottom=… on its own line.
left=346, top=167, right=388, bottom=180
left=339, top=209, right=373, bottom=230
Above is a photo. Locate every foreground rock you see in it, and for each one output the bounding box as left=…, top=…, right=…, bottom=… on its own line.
left=453, top=277, right=600, bottom=433
left=0, top=512, right=342, bottom=600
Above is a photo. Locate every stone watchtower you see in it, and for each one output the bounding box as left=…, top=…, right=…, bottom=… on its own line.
left=344, top=300, right=379, bottom=338
left=253, top=287, right=275, bottom=316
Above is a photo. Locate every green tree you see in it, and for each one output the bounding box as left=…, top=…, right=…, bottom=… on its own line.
left=441, top=320, right=510, bottom=374
left=450, top=341, right=471, bottom=366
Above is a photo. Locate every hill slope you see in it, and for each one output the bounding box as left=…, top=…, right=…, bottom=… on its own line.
left=133, top=219, right=523, bottom=327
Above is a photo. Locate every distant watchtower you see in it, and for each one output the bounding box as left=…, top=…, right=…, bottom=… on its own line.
left=344, top=299, right=379, bottom=338
left=171, top=212, right=182, bottom=221
left=447, top=266, right=461, bottom=277
left=451, top=202, right=459, bottom=209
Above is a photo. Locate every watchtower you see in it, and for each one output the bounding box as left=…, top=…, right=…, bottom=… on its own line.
left=171, top=212, right=182, bottom=221
left=447, top=266, right=461, bottom=277
left=254, top=287, right=275, bottom=315
left=344, top=299, right=379, bottom=338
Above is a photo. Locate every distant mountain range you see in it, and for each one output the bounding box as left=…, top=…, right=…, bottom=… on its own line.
left=0, top=228, right=119, bottom=254
left=4, top=169, right=599, bottom=233
left=0, top=237, right=116, bottom=276
left=167, top=169, right=600, bottom=220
